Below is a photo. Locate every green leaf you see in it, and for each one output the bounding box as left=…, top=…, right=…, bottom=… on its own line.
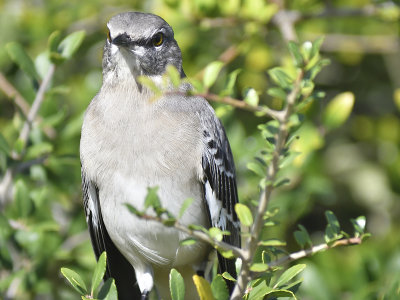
left=48, top=30, right=62, bottom=53
left=137, top=76, right=162, bottom=94
left=179, top=198, right=193, bottom=219
left=170, top=269, right=185, bottom=300
left=25, top=142, right=53, bottom=160
left=144, top=187, right=161, bottom=210
left=273, top=177, right=290, bottom=188
left=294, top=224, right=312, bottom=248
left=58, top=30, right=85, bottom=59
left=162, top=217, right=176, bottom=227
left=209, top=227, right=223, bottom=242
left=267, top=87, right=287, bottom=100
left=274, top=264, right=306, bottom=289
left=258, top=239, right=286, bottom=247
left=211, top=275, right=229, bottom=300
left=222, top=69, right=241, bottom=96
left=203, top=61, right=224, bottom=89
left=125, top=203, right=143, bottom=217
left=309, top=37, right=325, bottom=60
left=217, top=248, right=234, bottom=259
left=14, top=180, right=32, bottom=218
left=235, top=203, right=253, bottom=227
left=351, top=216, right=366, bottom=236
left=248, top=280, right=272, bottom=300
left=166, top=65, right=181, bottom=88
left=180, top=238, right=197, bottom=246
left=247, top=162, right=265, bottom=177
left=0, top=133, right=10, bottom=155
left=221, top=272, right=236, bottom=282
left=288, top=41, right=304, bottom=67
left=244, top=88, right=259, bottom=106
left=6, top=42, right=40, bottom=81
left=91, top=252, right=107, bottom=297
left=267, top=289, right=297, bottom=299
left=61, top=267, right=88, bottom=295
left=250, top=263, right=269, bottom=272
left=98, top=278, right=118, bottom=300
left=322, top=92, right=355, bottom=130
left=268, top=67, right=293, bottom=89
left=325, top=211, right=340, bottom=234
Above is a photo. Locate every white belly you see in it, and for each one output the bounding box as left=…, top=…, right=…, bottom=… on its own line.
left=100, top=171, right=210, bottom=269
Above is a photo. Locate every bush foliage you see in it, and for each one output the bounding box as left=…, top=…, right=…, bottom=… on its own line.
left=1, top=0, right=399, bottom=299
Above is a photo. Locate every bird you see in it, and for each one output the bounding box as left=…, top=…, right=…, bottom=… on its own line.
left=80, top=12, right=240, bottom=300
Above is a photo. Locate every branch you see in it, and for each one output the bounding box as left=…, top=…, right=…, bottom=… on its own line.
left=0, top=72, right=57, bottom=139
left=131, top=211, right=245, bottom=260
left=269, top=237, right=363, bottom=267
left=231, top=70, right=304, bottom=300
left=13, top=64, right=56, bottom=159
left=197, top=92, right=283, bottom=120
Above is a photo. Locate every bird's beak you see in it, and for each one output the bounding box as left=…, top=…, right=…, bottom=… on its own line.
left=111, top=33, right=131, bottom=47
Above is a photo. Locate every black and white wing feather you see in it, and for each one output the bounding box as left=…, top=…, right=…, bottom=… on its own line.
left=82, top=171, right=141, bottom=300
left=200, top=105, right=241, bottom=286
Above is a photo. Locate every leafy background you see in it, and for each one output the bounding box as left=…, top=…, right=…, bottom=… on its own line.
left=0, top=0, right=399, bottom=299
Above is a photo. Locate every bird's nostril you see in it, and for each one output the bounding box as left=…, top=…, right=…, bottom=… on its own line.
left=111, top=33, right=131, bottom=46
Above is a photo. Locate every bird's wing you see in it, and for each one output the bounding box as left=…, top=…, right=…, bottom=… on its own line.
left=200, top=104, right=241, bottom=285
left=82, top=170, right=141, bottom=300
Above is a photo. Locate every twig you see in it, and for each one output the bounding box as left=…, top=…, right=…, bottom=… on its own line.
left=131, top=212, right=245, bottom=259
left=197, top=92, right=283, bottom=120
left=269, top=237, right=363, bottom=268
left=0, top=72, right=57, bottom=139
left=0, top=72, right=31, bottom=117
left=231, top=70, right=304, bottom=300
left=14, top=64, right=56, bottom=159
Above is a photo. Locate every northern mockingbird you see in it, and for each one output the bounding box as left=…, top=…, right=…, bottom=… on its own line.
left=80, top=12, right=240, bottom=299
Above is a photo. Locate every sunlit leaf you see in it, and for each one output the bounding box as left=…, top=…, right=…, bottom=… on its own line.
left=250, top=263, right=269, bottom=272
left=6, top=42, right=40, bottom=81
left=221, top=272, right=236, bottom=282
left=211, top=275, right=229, bottom=300
left=274, top=264, right=306, bottom=289
left=144, top=187, right=161, bottom=210
left=170, top=269, right=185, bottom=300
left=180, top=238, right=197, bottom=246
left=258, top=239, right=286, bottom=247
left=61, top=267, right=88, bottom=295
left=166, top=65, right=181, bottom=88
left=91, top=252, right=107, bottom=297
left=235, top=203, right=253, bottom=227
left=288, top=41, right=303, bottom=67
left=203, top=61, right=224, bottom=89
left=193, top=274, right=215, bottom=300
left=268, top=67, right=293, bottom=89
left=244, top=88, right=259, bottom=106
left=179, top=198, right=194, bottom=219
left=58, top=30, right=85, bottom=59
left=98, top=278, right=118, bottom=300
left=322, top=92, right=355, bottom=130
left=209, top=227, right=223, bottom=242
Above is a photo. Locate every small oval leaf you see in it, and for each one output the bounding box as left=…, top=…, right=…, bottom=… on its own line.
left=203, top=61, right=224, bottom=89
left=235, top=203, right=253, bottom=227
left=274, top=264, right=306, bottom=289
left=322, top=92, right=355, bottom=130
left=170, top=269, right=185, bottom=300
left=211, top=275, right=229, bottom=300
left=58, top=30, right=85, bottom=59
left=91, top=251, right=107, bottom=296
left=193, top=274, right=215, bottom=300
left=61, top=267, right=88, bottom=295
left=6, top=42, right=40, bottom=81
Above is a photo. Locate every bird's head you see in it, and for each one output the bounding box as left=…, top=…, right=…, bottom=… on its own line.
left=103, top=12, right=184, bottom=82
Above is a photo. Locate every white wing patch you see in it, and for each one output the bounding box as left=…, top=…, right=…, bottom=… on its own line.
left=204, top=180, right=226, bottom=230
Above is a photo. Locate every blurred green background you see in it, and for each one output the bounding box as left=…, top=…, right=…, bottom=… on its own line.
left=0, top=0, right=399, bottom=299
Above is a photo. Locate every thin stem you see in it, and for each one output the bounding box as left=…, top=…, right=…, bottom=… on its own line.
left=230, top=70, right=304, bottom=299
left=268, top=237, right=363, bottom=268
left=15, top=63, right=56, bottom=157
left=197, top=92, right=283, bottom=121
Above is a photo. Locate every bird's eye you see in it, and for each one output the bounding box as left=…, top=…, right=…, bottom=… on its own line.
left=107, top=30, right=112, bottom=43
left=152, top=32, right=164, bottom=47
